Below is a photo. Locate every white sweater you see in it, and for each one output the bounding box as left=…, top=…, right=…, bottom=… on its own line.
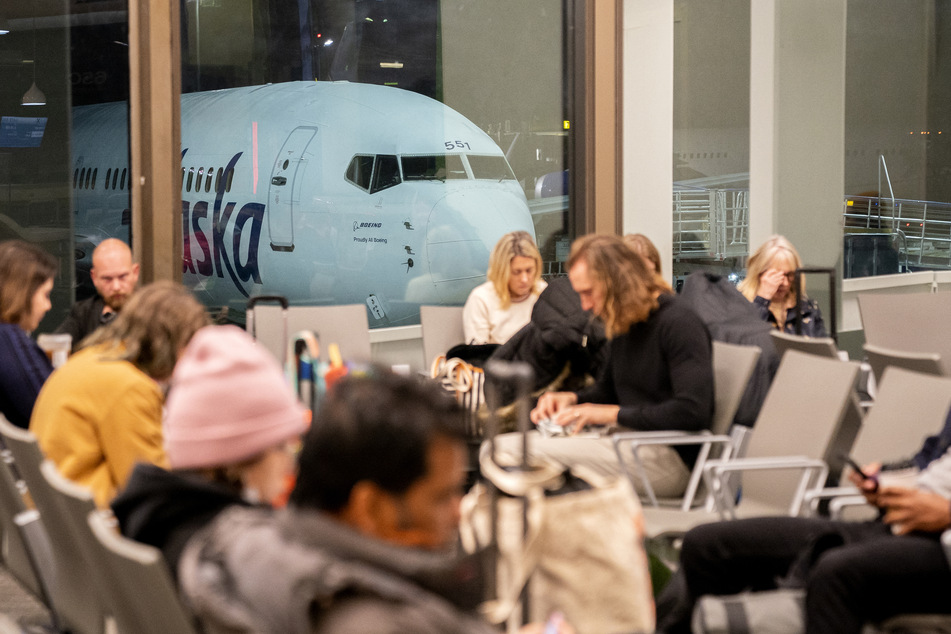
left=462, top=280, right=547, bottom=345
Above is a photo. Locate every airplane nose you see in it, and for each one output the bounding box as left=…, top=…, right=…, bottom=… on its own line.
left=424, top=189, right=535, bottom=303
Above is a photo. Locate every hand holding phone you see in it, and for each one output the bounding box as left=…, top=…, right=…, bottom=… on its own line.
left=841, top=454, right=879, bottom=492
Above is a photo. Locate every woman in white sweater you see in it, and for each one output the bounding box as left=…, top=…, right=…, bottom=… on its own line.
left=462, top=231, right=547, bottom=344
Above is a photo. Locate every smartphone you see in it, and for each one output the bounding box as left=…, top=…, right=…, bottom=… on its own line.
left=840, top=454, right=879, bottom=490
left=544, top=611, right=565, bottom=634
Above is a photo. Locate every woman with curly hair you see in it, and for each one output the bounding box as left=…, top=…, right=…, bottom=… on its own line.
left=527, top=234, right=713, bottom=498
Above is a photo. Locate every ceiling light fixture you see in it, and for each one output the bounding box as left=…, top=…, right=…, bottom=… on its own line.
left=21, top=6, right=45, bottom=106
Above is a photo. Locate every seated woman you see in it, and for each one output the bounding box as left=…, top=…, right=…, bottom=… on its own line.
left=522, top=234, right=714, bottom=499
left=738, top=235, right=827, bottom=337
left=111, top=324, right=308, bottom=578
left=463, top=231, right=547, bottom=345
left=0, top=240, right=57, bottom=428
left=624, top=232, right=672, bottom=292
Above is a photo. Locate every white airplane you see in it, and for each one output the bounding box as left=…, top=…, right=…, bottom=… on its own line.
left=70, top=81, right=537, bottom=326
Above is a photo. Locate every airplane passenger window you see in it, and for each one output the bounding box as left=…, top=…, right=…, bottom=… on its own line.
left=112, top=169, right=119, bottom=190
left=106, top=169, right=112, bottom=189
left=186, top=167, right=194, bottom=192
left=91, top=169, right=97, bottom=189
left=84, top=169, right=92, bottom=189
left=225, top=168, right=234, bottom=193
left=468, top=155, right=516, bottom=181
left=345, top=155, right=375, bottom=190
left=73, top=169, right=79, bottom=189
left=79, top=168, right=86, bottom=188
left=181, top=168, right=186, bottom=190
left=370, top=155, right=400, bottom=193
left=120, top=169, right=126, bottom=191
left=215, top=168, right=222, bottom=193
left=205, top=167, right=213, bottom=192
left=401, top=155, right=467, bottom=181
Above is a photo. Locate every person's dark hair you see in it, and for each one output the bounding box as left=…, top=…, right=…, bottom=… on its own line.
left=0, top=240, right=58, bottom=328
left=291, top=370, right=466, bottom=512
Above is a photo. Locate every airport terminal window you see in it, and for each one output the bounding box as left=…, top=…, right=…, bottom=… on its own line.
left=346, top=155, right=375, bottom=191
left=468, top=155, right=516, bottom=181
left=370, top=155, right=400, bottom=193
left=401, top=154, right=467, bottom=181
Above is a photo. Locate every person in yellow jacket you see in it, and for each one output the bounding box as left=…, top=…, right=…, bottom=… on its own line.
left=30, top=281, right=209, bottom=508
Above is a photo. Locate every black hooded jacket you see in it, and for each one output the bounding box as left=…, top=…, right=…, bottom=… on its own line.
left=489, top=277, right=607, bottom=404
left=111, top=462, right=252, bottom=579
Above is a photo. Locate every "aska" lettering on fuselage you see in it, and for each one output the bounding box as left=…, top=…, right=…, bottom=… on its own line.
left=181, top=151, right=264, bottom=298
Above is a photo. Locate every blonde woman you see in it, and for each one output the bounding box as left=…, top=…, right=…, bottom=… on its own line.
left=462, top=230, right=547, bottom=344
left=738, top=235, right=827, bottom=337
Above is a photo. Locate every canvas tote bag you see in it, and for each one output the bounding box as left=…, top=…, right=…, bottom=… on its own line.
left=460, top=445, right=655, bottom=634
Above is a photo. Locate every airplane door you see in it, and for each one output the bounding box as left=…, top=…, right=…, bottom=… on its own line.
left=268, top=127, right=317, bottom=251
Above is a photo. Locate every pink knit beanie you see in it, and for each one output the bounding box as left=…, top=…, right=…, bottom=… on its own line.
left=164, top=325, right=308, bottom=469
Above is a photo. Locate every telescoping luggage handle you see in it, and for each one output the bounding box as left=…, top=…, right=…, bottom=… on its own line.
left=246, top=295, right=290, bottom=365
left=794, top=267, right=837, bottom=344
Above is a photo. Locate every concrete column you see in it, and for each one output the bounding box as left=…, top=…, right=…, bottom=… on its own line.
left=749, top=0, right=846, bottom=271
left=622, top=0, right=674, bottom=270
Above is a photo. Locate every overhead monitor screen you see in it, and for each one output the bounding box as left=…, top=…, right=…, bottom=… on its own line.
left=0, top=116, right=48, bottom=148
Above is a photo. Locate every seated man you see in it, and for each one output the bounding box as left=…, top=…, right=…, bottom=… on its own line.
left=31, top=281, right=208, bottom=507
left=177, top=371, right=570, bottom=633
left=657, top=410, right=951, bottom=634
left=56, top=238, right=139, bottom=349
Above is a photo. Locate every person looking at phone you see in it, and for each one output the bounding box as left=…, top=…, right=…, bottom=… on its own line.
left=656, top=410, right=951, bottom=634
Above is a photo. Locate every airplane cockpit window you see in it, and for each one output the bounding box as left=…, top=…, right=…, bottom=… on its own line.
left=468, top=155, right=516, bottom=181
left=370, top=155, right=401, bottom=193
left=401, top=154, right=467, bottom=181
left=346, top=155, right=375, bottom=190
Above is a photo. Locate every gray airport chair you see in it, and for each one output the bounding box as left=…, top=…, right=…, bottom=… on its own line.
left=613, top=341, right=762, bottom=510
left=420, top=305, right=465, bottom=368
left=806, top=366, right=951, bottom=519
left=858, top=291, right=951, bottom=374
left=862, top=342, right=943, bottom=386
left=0, top=423, right=49, bottom=606
left=247, top=302, right=372, bottom=366
left=87, top=511, right=200, bottom=634
left=0, top=419, right=110, bottom=634
left=769, top=330, right=840, bottom=360
left=641, top=350, right=860, bottom=539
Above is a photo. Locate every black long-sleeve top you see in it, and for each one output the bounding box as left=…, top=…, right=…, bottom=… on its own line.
left=0, top=322, right=53, bottom=428
left=576, top=293, right=714, bottom=465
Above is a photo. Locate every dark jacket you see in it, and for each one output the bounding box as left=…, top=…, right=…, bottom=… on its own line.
left=55, top=295, right=115, bottom=350
left=0, top=322, right=52, bottom=428
left=490, top=277, right=607, bottom=404
left=178, top=505, right=495, bottom=634
left=680, top=271, right=780, bottom=427
left=752, top=295, right=828, bottom=338
left=111, top=462, right=251, bottom=579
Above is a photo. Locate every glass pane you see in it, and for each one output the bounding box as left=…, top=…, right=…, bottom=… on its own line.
left=672, top=0, right=751, bottom=287
left=1, top=5, right=129, bottom=332
left=178, top=0, right=573, bottom=328
left=843, top=1, right=951, bottom=278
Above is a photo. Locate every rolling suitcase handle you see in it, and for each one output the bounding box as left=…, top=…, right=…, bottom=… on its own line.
left=246, top=295, right=290, bottom=366
left=794, top=267, right=837, bottom=344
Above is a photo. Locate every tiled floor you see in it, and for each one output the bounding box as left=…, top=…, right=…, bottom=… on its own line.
left=0, top=567, right=53, bottom=632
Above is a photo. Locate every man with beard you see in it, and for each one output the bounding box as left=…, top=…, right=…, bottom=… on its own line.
left=56, top=238, right=140, bottom=348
